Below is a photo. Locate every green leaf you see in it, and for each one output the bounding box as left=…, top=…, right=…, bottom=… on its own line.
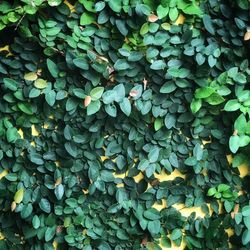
left=14, top=189, right=24, bottom=204
left=205, top=93, right=225, bottom=105
left=108, top=0, right=122, bottom=12
left=80, top=12, right=95, bottom=25
left=114, top=59, right=130, bottom=71
left=208, top=55, right=217, bottom=67
left=244, top=216, right=250, bottom=229
left=105, top=103, right=117, bottom=117
left=203, top=14, right=215, bottom=35
left=73, top=57, right=89, bottom=70
left=224, top=99, right=241, bottom=111
left=3, top=78, right=18, bottom=91
left=218, top=184, right=230, bottom=192
left=45, top=90, right=56, bottom=106
left=65, top=142, right=77, bottom=158
left=148, top=147, right=160, bottom=163
left=242, top=229, right=250, bottom=245
left=116, top=20, right=128, bottom=36
left=45, top=227, right=56, bottom=242
left=144, top=208, right=161, bottom=220
left=47, top=59, right=59, bottom=78
left=150, top=60, right=166, bottom=70
left=169, top=7, right=178, bottom=21
left=184, top=157, right=197, bottom=166
left=190, top=99, right=202, bottom=113
left=154, top=118, right=163, bottom=131
left=207, top=187, right=216, bottom=196
left=160, top=82, right=177, bottom=93
left=235, top=213, right=242, bottom=224
left=195, top=87, right=214, bottom=99
left=39, top=198, right=51, bottom=213
left=6, top=127, right=20, bottom=143
left=55, top=184, right=64, bottom=200
left=168, top=68, right=190, bottom=78
left=90, top=87, right=104, bottom=101
left=21, top=204, right=33, bottom=219
left=171, top=229, right=182, bottom=241
left=229, top=135, right=240, bottom=153
left=34, top=78, right=48, bottom=89
left=29, top=153, right=44, bottom=165
left=32, top=215, right=40, bottom=229
left=157, top=5, right=169, bottom=19
left=164, top=114, right=176, bottom=129
left=87, top=100, right=101, bottom=115
left=29, top=88, right=40, bottom=98
left=182, top=4, right=203, bottom=15
left=148, top=220, right=161, bottom=235
left=48, top=0, right=62, bottom=6
left=140, top=23, right=149, bottom=35
left=119, top=98, right=131, bottom=116
left=18, top=103, right=34, bottom=115
left=242, top=206, right=250, bottom=217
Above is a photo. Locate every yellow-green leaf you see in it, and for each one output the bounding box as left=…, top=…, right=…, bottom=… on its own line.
left=24, top=72, right=38, bottom=81
left=34, top=79, right=48, bottom=89
left=14, top=188, right=24, bottom=204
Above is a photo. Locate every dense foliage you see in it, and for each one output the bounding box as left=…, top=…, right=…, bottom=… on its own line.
left=0, top=0, right=249, bottom=249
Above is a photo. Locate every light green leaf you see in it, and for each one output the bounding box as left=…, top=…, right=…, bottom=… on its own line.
left=80, top=12, right=95, bottom=25
left=87, top=100, right=101, bottom=115
left=14, top=189, right=24, bottom=204
left=119, top=98, right=131, bottom=116
left=90, top=87, right=104, bottom=101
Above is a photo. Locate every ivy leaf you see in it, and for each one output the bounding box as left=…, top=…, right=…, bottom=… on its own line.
left=203, top=14, right=215, bottom=35
left=242, top=229, right=250, bottom=245
left=160, top=82, right=177, bottom=93
left=150, top=60, right=166, bottom=70
left=195, top=87, right=214, bottom=99
left=90, top=87, right=104, bottom=101
left=47, top=59, right=59, bottom=78
left=54, top=184, right=64, bottom=200
left=242, top=205, right=250, bottom=217
left=14, top=189, right=24, bottom=204
left=39, top=198, right=51, bottom=213
left=114, top=59, right=129, bottom=71
left=147, top=220, right=161, bottom=235
left=45, top=90, right=56, bottom=106
left=171, top=229, right=182, bottom=241
left=224, top=99, right=241, bottom=111
left=45, top=226, right=56, bottom=242
left=87, top=100, right=101, bottom=115
left=144, top=208, right=161, bottom=220
left=3, top=78, right=18, bottom=91
left=73, top=58, right=89, bottom=70
left=229, top=135, right=240, bottom=153
left=34, top=79, right=48, bottom=89
left=148, top=147, right=160, bottom=163
left=80, top=13, right=95, bottom=25
left=190, top=99, right=202, bottom=113
left=119, top=98, right=131, bottom=116
left=205, top=93, right=225, bottom=105
left=154, top=118, right=163, bottom=131
left=32, top=215, right=40, bottom=229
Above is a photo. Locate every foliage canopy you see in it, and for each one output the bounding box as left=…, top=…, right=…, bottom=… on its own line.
left=0, top=0, right=250, bottom=249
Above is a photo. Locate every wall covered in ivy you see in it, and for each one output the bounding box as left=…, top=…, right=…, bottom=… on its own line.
left=0, top=0, right=250, bottom=249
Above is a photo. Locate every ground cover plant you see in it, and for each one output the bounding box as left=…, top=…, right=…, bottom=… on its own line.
left=0, top=0, right=250, bottom=249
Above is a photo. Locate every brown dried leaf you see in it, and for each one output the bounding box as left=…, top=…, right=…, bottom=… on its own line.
left=148, top=14, right=158, bottom=23
left=11, top=201, right=16, bottom=212
left=84, top=95, right=92, bottom=107
left=244, top=31, right=250, bottom=41
left=129, top=89, right=138, bottom=97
